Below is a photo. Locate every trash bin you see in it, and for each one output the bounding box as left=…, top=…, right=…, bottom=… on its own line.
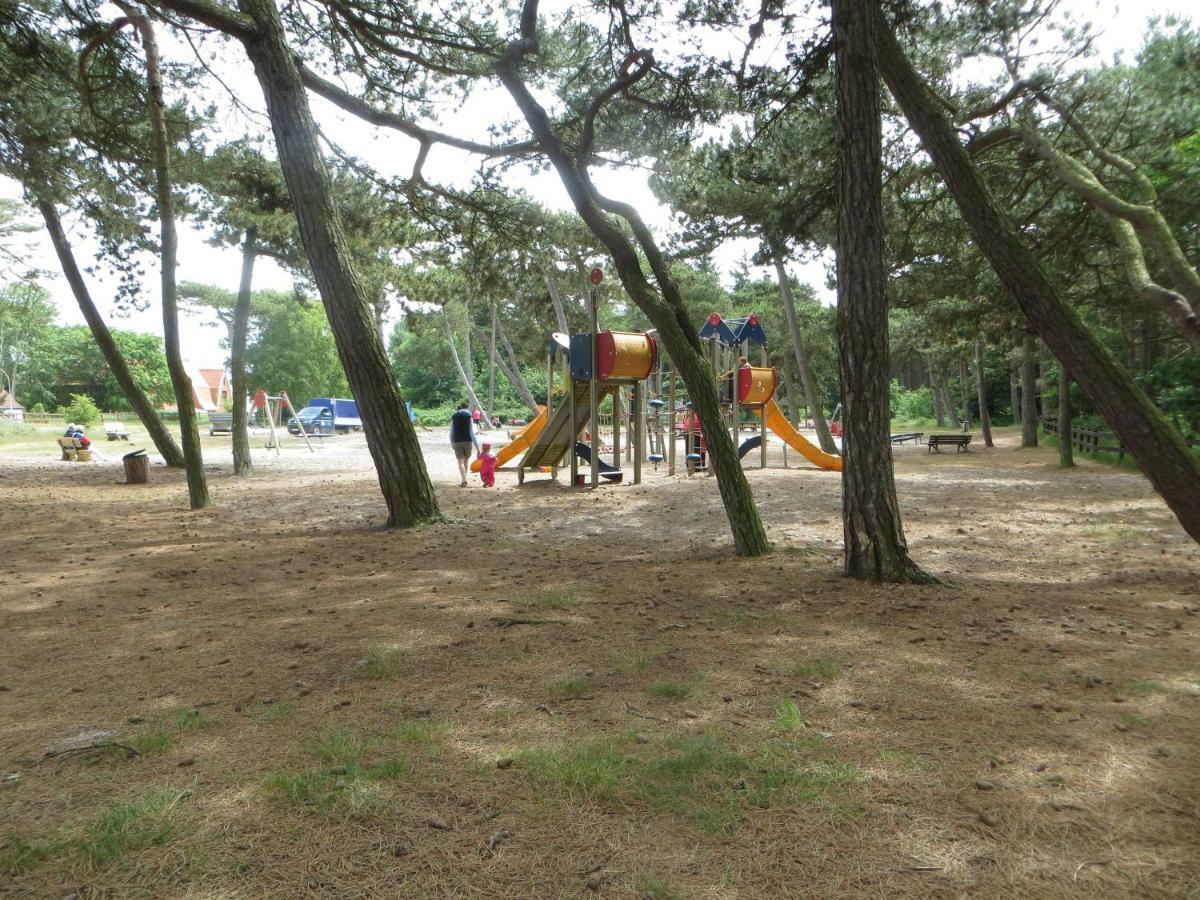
left=123, top=449, right=150, bottom=484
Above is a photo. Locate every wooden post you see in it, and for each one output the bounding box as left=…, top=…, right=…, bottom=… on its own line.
left=633, top=381, right=642, bottom=484
left=668, top=371, right=677, bottom=476
left=265, top=397, right=282, bottom=455
left=569, top=372, right=578, bottom=485
left=589, top=288, right=599, bottom=488
left=730, top=344, right=740, bottom=456
left=281, top=391, right=315, bottom=453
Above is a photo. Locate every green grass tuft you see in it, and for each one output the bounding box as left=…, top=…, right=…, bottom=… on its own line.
left=78, top=787, right=186, bottom=866
left=128, top=728, right=174, bottom=756
left=790, top=656, right=839, bottom=680
left=361, top=644, right=407, bottom=679
left=304, top=728, right=369, bottom=767
left=773, top=697, right=807, bottom=732
left=175, top=708, right=217, bottom=731
left=0, top=836, right=55, bottom=876
left=637, top=875, right=686, bottom=899
left=1121, top=680, right=1169, bottom=697
left=646, top=681, right=691, bottom=700
left=547, top=675, right=592, bottom=700
left=513, top=590, right=578, bottom=610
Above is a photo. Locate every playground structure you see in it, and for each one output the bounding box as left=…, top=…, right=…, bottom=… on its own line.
left=252, top=390, right=315, bottom=455
left=473, top=272, right=841, bottom=484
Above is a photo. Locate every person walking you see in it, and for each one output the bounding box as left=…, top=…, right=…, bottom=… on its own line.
left=449, top=402, right=480, bottom=486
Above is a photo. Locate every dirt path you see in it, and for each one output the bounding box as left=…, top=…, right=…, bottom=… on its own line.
left=1, top=428, right=1197, bottom=898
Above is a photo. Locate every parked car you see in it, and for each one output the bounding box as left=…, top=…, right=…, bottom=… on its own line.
left=287, top=405, right=335, bottom=435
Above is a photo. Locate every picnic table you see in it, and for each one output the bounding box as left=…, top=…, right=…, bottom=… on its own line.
left=890, top=432, right=924, bottom=445
left=104, top=422, right=130, bottom=441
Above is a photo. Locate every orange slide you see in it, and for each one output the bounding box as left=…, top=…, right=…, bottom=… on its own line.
left=757, top=399, right=843, bottom=471
left=470, top=406, right=548, bottom=472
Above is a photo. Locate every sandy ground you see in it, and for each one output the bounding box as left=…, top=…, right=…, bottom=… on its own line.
left=1, top=424, right=1197, bottom=898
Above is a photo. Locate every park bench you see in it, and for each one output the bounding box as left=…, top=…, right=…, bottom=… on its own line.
left=209, top=412, right=233, bottom=435
left=928, top=433, right=972, bottom=453
left=57, top=437, right=92, bottom=462
left=890, top=432, right=924, bottom=445
left=104, top=422, right=130, bottom=441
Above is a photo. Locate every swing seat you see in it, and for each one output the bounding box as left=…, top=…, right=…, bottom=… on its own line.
left=648, top=454, right=664, bottom=463
left=686, top=453, right=702, bottom=461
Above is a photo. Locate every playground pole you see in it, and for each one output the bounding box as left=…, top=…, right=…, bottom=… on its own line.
left=759, top=343, right=768, bottom=469
left=632, top=381, right=642, bottom=484
left=589, top=278, right=599, bottom=488
left=668, top=371, right=676, bottom=476
left=731, top=344, right=740, bottom=457
left=612, top=386, right=621, bottom=470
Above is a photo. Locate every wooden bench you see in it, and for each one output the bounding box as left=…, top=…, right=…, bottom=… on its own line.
left=928, top=434, right=971, bottom=453
left=890, top=432, right=924, bottom=445
left=209, top=412, right=233, bottom=435
left=57, top=437, right=93, bottom=461
left=104, top=422, right=130, bottom=441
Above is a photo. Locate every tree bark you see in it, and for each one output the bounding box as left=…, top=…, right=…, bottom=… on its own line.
left=122, top=5, right=208, bottom=508
left=833, top=0, right=933, bottom=583
left=34, top=194, right=185, bottom=467
left=928, top=356, right=946, bottom=426
left=1009, top=367, right=1021, bottom=424
left=486, top=304, right=496, bottom=420
left=1058, top=366, right=1074, bottom=468
left=496, top=22, right=769, bottom=556
left=773, top=256, right=836, bottom=453
left=471, top=322, right=538, bottom=415
left=958, top=357, right=972, bottom=429
left=974, top=339, right=994, bottom=447
left=235, top=0, right=438, bottom=526
left=492, top=315, right=539, bottom=412
left=231, top=226, right=256, bottom=475
left=877, top=13, right=1200, bottom=544
left=444, top=314, right=490, bottom=416
left=1020, top=332, right=1038, bottom=447
left=545, top=269, right=570, bottom=333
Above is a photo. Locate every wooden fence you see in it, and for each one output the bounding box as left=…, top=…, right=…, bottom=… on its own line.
left=1043, top=417, right=1199, bottom=463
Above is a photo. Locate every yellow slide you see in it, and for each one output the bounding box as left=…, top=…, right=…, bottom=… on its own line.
left=470, top=406, right=548, bottom=472
left=758, top=399, right=843, bottom=471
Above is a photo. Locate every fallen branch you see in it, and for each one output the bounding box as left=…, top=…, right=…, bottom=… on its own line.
left=488, top=616, right=566, bottom=627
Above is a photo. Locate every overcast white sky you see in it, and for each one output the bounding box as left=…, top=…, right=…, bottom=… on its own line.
left=1, top=0, right=1192, bottom=369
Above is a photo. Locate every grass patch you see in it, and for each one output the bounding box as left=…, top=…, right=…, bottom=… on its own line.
left=547, top=675, right=592, bottom=700
left=78, top=787, right=187, bottom=866
left=513, top=590, right=578, bottom=611
left=1119, top=713, right=1147, bottom=729
left=361, top=644, right=406, bottom=679
left=515, top=729, right=863, bottom=834
left=609, top=650, right=654, bottom=676
left=773, top=697, right=808, bottom=732
left=637, top=875, right=686, bottom=900
left=265, top=728, right=413, bottom=819
left=878, top=749, right=927, bottom=772
left=1120, top=680, right=1169, bottom=697
left=391, top=717, right=451, bottom=749
left=646, top=681, right=691, bottom=700
left=128, top=728, right=173, bottom=756
left=247, top=701, right=293, bottom=724
left=0, top=836, right=55, bottom=876
left=175, top=708, right=217, bottom=731
left=790, top=656, right=840, bottom=680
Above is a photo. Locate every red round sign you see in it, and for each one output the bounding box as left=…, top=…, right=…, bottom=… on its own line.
left=589, top=267, right=604, bottom=286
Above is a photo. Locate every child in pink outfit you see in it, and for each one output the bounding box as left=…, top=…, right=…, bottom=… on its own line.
left=478, top=443, right=497, bottom=487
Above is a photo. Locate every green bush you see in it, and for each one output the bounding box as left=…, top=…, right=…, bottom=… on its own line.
left=889, top=381, right=934, bottom=423
left=65, top=393, right=101, bottom=426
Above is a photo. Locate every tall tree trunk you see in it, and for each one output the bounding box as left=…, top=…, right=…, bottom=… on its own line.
left=833, top=0, right=932, bottom=583
left=545, top=270, right=570, bottom=333
left=958, top=357, right=972, bottom=429
left=492, top=316, right=539, bottom=411
left=780, top=351, right=802, bottom=425
left=444, top=315, right=490, bottom=416
left=122, top=5, right=207, bottom=508
left=487, top=304, right=496, bottom=421
left=974, top=339, right=994, bottom=447
left=1010, top=367, right=1021, bottom=424
left=928, top=356, right=946, bottom=426
left=231, top=226, right=256, bottom=475
left=236, top=0, right=437, bottom=526
left=34, top=195, right=185, bottom=467
left=773, top=255, right=836, bottom=453
left=1020, top=332, right=1038, bottom=447
left=472, top=323, right=538, bottom=415
left=876, top=12, right=1200, bottom=544
left=1058, top=366, right=1074, bottom=468
left=496, top=23, right=769, bottom=556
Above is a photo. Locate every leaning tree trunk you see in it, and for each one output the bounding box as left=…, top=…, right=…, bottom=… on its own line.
left=1058, top=366, right=1074, bottom=468
left=974, top=339, right=994, bottom=447
left=1020, top=332, right=1039, bottom=447
left=34, top=194, right=185, bottom=467
left=231, top=226, right=256, bottom=475
left=496, top=27, right=768, bottom=556
left=1009, top=367, right=1021, bottom=424
left=493, top=315, right=539, bottom=412
left=958, top=357, right=972, bottom=429
left=444, top=314, right=490, bottom=416
left=237, top=0, right=437, bottom=526
left=122, top=5, right=207, bottom=508
left=876, top=10, right=1200, bottom=544
left=472, top=323, right=539, bottom=416
left=833, top=0, right=933, bottom=583
left=773, top=256, right=836, bottom=453
left=487, top=304, right=496, bottom=421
